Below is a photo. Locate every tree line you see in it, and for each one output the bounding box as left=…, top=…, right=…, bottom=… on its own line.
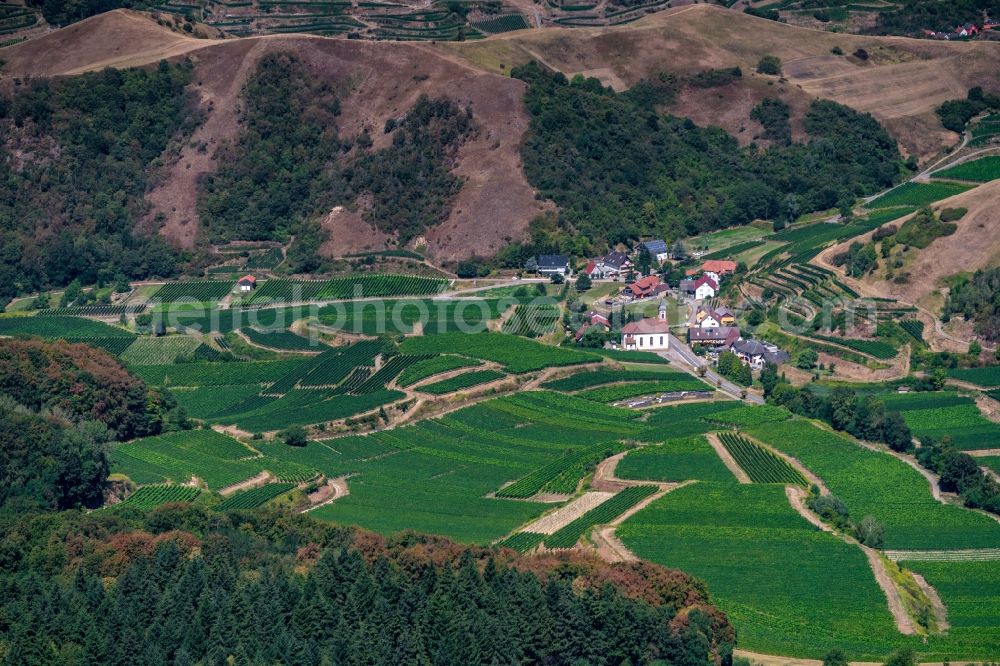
left=0, top=338, right=184, bottom=512
left=0, top=61, right=191, bottom=302
left=510, top=62, right=902, bottom=257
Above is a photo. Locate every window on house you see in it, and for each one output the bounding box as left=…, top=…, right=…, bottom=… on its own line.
left=660, top=336, right=664, bottom=346
left=639, top=337, right=643, bottom=347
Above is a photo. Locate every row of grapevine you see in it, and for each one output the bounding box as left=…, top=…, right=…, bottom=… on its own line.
left=544, top=485, right=658, bottom=549
left=152, top=281, right=234, bottom=301
left=37, top=304, right=146, bottom=317
left=215, top=482, right=296, bottom=510
left=354, top=354, right=434, bottom=394
left=418, top=369, right=506, bottom=395
left=718, top=432, right=806, bottom=485
left=115, top=485, right=200, bottom=510
left=497, top=531, right=545, bottom=553
left=501, top=304, right=561, bottom=338
left=245, top=247, right=285, bottom=269
left=64, top=336, right=137, bottom=355
left=496, top=442, right=616, bottom=499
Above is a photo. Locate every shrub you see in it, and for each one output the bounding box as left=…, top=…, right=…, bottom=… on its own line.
left=939, top=207, right=967, bottom=222
left=756, top=55, right=782, bottom=75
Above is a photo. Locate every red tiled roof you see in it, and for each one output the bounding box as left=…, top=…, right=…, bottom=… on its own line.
left=238, top=275, right=257, bottom=284
left=622, top=318, right=670, bottom=334
left=702, top=260, right=737, bottom=274
left=694, top=275, right=718, bottom=290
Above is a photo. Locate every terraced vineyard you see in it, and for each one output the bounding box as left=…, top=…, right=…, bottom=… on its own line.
left=592, top=348, right=670, bottom=364
left=576, top=377, right=710, bottom=402
left=865, top=182, right=972, bottom=209
left=748, top=420, right=1000, bottom=549
left=619, top=482, right=902, bottom=658
left=114, top=485, right=200, bottom=510
left=241, top=327, right=320, bottom=351
left=470, top=13, right=529, bottom=33
left=417, top=369, right=506, bottom=395
left=718, top=432, right=806, bottom=485
left=501, top=304, right=561, bottom=337
left=945, top=366, right=1000, bottom=387
left=616, top=437, right=736, bottom=483
left=495, top=441, right=620, bottom=499
left=932, top=156, right=1000, bottom=183
left=544, top=485, right=658, bottom=549
left=111, top=430, right=316, bottom=489
left=317, top=297, right=514, bottom=335
left=497, top=531, right=545, bottom=553
left=881, top=391, right=1000, bottom=450
left=804, top=333, right=898, bottom=359
left=151, top=281, right=234, bottom=301
left=400, top=332, right=600, bottom=373
left=215, top=482, right=296, bottom=510
left=37, top=304, right=145, bottom=317
left=541, top=368, right=685, bottom=392
left=0, top=315, right=133, bottom=338
left=396, top=354, right=481, bottom=387
left=247, top=274, right=446, bottom=303
left=120, top=336, right=203, bottom=365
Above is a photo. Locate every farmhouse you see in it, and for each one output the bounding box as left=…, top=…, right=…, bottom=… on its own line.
left=694, top=275, right=718, bottom=300
left=638, top=239, right=670, bottom=263
left=621, top=300, right=670, bottom=350
left=731, top=338, right=790, bottom=369
left=237, top=275, right=257, bottom=293
left=623, top=275, right=666, bottom=300
left=689, top=305, right=736, bottom=329
left=595, top=251, right=632, bottom=278
left=537, top=255, right=571, bottom=276
left=688, top=326, right=740, bottom=347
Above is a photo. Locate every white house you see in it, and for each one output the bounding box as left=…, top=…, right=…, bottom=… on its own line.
left=694, top=275, right=718, bottom=300
left=621, top=300, right=670, bottom=351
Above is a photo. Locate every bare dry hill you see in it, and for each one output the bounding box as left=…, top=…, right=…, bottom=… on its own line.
left=442, top=5, right=1000, bottom=159
left=817, top=180, right=1000, bottom=311
left=4, top=6, right=999, bottom=261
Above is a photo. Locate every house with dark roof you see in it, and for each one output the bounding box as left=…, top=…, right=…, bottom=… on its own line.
left=638, top=239, right=669, bottom=263
left=537, top=255, right=570, bottom=276
left=731, top=338, right=789, bottom=368
left=688, top=326, right=740, bottom=347
left=596, top=251, right=632, bottom=278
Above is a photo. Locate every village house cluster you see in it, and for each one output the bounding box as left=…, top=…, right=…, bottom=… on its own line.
left=534, top=240, right=789, bottom=371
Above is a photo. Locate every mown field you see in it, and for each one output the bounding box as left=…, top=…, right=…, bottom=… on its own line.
left=619, top=482, right=901, bottom=658
left=747, top=421, right=1000, bottom=549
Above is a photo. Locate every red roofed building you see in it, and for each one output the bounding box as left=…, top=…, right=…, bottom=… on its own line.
left=694, top=275, right=718, bottom=300
left=237, top=275, right=257, bottom=293
left=623, top=275, right=663, bottom=299
left=621, top=300, right=670, bottom=350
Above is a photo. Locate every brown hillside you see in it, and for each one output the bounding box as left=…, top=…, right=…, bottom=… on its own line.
left=442, top=4, right=1000, bottom=159
left=816, top=180, right=1000, bottom=310
left=1, top=10, right=223, bottom=77
left=6, top=6, right=999, bottom=261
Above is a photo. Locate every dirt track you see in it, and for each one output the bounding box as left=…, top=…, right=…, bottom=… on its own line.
left=705, top=433, right=751, bottom=483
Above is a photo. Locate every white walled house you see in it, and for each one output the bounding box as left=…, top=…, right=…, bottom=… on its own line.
left=621, top=300, right=670, bottom=351
left=694, top=275, right=718, bottom=300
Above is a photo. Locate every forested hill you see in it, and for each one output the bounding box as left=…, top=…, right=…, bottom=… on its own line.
left=511, top=62, right=901, bottom=255
left=0, top=338, right=178, bottom=511
left=0, top=507, right=735, bottom=665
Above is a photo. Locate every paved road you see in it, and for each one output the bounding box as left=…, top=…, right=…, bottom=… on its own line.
left=661, top=333, right=765, bottom=405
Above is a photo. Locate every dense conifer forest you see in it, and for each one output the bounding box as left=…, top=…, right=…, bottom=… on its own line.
left=0, top=507, right=734, bottom=665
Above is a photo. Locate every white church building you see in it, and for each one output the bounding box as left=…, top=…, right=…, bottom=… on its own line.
left=621, top=300, right=670, bottom=351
